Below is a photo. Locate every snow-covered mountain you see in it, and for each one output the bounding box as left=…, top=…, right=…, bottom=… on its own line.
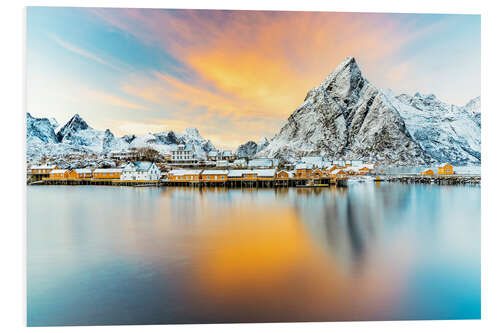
left=26, top=113, right=216, bottom=162
left=383, top=91, right=480, bottom=164
left=257, top=57, right=433, bottom=165
left=27, top=112, right=59, bottom=144
left=236, top=137, right=269, bottom=158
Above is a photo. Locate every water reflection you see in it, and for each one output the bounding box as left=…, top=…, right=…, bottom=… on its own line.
left=27, top=184, right=480, bottom=326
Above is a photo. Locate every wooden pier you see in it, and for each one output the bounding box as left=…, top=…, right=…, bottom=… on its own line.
left=385, top=174, right=480, bottom=185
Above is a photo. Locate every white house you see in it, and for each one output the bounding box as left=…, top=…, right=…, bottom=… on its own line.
left=121, top=161, right=161, bottom=181
left=171, top=145, right=195, bottom=163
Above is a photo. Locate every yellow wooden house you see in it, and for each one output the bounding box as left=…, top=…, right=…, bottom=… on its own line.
left=312, top=169, right=324, bottom=179
left=437, top=163, right=453, bottom=175
left=93, top=168, right=123, bottom=179
left=68, top=168, right=92, bottom=179
left=30, top=164, right=57, bottom=176
left=295, top=164, right=312, bottom=178
left=420, top=169, right=434, bottom=176
left=276, top=170, right=293, bottom=179
left=330, top=169, right=347, bottom=179
left=201, top=170, right=228, bottom=182
left=49, top=169, right=69, bottom=179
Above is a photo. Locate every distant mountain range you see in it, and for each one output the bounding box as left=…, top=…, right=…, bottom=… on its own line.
left=26, top=113, right=216, bottom=162
left=27, top=56, right=480, bottom=166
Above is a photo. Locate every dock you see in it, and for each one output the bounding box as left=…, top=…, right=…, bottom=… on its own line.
left=385, top=174, right=480, bottom=185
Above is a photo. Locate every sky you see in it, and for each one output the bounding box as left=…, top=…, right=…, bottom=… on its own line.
left=26, top=7, right=480, bottom=149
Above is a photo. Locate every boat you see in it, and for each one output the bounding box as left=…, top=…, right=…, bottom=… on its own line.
left=297, top=180, right=329, bottom=188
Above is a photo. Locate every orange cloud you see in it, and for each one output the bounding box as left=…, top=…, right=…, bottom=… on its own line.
left=90, top=9, right=440, bottom=147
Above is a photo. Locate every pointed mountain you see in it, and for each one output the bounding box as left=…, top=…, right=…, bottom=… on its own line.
left=258, top=57, right=433, bottom=165
left=56, top=114, right=91, bottom=142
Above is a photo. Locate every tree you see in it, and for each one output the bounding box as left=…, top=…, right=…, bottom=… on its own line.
left=132, top=147, right=165, bottom=163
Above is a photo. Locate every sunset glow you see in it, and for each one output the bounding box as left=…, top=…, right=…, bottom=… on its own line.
left=27, top=8, right=480, bottom=149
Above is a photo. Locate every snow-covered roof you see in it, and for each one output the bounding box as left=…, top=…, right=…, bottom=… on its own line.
left=74, top=168, right=91, bottom=173
left=438, top=163, right=452, bottom=168
left=133, top=161, right=156, bottom=172
left=248, top=159, right=274, bottom=168
left=227, top=170, right=246, bottom=178
left=222, top=150, right=233, bottom=157
left=330, top=169, right=346, bottom=175
left=255, top=169, right=276, bottom=177
left=93, top=168, right=123, bottom=173
left=50, top=169, right=68, bottom=174
left=31, top=164, right=56, bottom=170
left=202, top=170, right=229, bottom=175
left=169, top=169, right=197, bottom=176
left=227, top=169, right=276, bottom=177
left=208, top=151, right=218, bottom=157
left=295, top=163, right=312, bottom=170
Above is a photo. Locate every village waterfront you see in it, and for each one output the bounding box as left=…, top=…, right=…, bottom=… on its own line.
left=27, top=182, right=480, bottom=326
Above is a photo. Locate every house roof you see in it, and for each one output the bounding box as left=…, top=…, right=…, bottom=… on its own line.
left=50, top=169, right=68, bottom=174
left=93, top=168, right=123, bottom=173
left=134, top=161, right=156, bottom=172
left=74, top=168, right=91, bottom=173
left=202, top=170, right=229, bottom=175
left=248, top=159, right=274, bottom=167
left=31, top=164, right=56, bottom=170
left=169, top=169, right=195, bottom=176
left=227, top=169, right=276, bottom=177
left=295, top=163, right=312, bottom=170
left=438, top=163, right=452, bottom=168
left=277, top=170, right=294, bottom=177
left=255, top=169, right=276, bottom=177
left=208, top=151, right=218, bottom=156
left=330, top=169, right=346, bottom=175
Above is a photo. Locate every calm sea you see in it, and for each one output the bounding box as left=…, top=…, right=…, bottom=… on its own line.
left=27, top=184, right=480, bottom=326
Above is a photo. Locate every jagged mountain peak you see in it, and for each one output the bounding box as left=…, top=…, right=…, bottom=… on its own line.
left=57, top=114, right=91, bottom=141
left=258, top=57, right=433, bottom=165
left=318, top=56, right=364, bottom=98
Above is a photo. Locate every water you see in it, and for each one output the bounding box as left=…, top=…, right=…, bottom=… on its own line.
left=27, top=184, right=481, bottom=326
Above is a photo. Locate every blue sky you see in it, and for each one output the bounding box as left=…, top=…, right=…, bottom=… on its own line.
left=26, top=7, right=480, bottom=148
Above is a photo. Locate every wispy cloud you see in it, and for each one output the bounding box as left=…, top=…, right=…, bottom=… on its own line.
left=49, top=33, right=128, bottom=72
left=85, top=90, right=148, bottom=111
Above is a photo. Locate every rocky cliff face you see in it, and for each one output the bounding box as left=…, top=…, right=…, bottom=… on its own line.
left=236, top=137, right=270, bottom=158
left=258, top=57, right=433, bottom=165
left=27, top=112, right=59, bottom=144
left=384, top=91, right=481, bottom=164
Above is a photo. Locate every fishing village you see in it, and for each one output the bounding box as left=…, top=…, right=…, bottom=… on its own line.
left=26, top=146, right=480, bottom=188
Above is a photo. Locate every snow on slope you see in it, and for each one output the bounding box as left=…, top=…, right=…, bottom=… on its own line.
left=257, top=56, right=432, bottom=165
left=26, top=113, right=216, bottom=162
left=383, top=90, right=481, bottom=164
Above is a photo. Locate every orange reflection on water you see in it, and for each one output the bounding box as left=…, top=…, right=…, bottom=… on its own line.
left=190, top=205, right=404, bottom=322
